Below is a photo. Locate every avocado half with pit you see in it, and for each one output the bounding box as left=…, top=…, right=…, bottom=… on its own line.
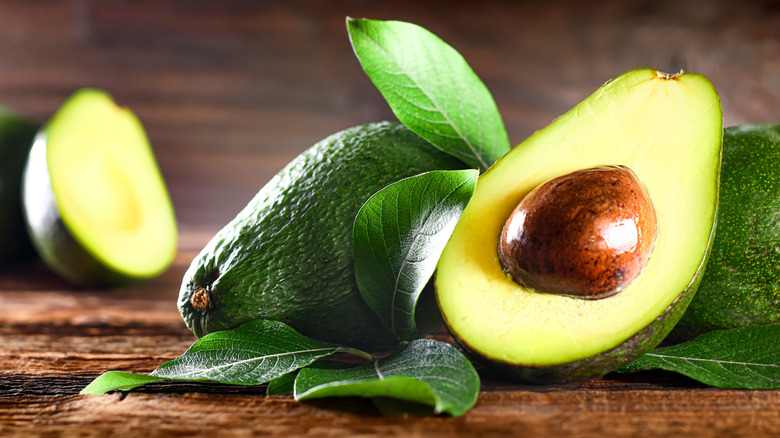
left=22, top=89, right=177, bottom=286
left=435, top=69, right=723, bottom=383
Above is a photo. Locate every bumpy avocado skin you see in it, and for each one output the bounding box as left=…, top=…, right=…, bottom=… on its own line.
left=673, top=124, right=780, bottom=339
left=178, top=122, right=466, bottom=350
left=0, top=109, right=38, bottom=263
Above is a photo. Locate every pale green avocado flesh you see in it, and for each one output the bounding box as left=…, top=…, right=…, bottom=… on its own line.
left=435, top=69, right=722, bottom=381
left=23, top=89, right=177, bottom=286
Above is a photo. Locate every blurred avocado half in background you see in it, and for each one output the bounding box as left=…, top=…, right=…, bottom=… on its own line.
left=21, top=89, right=178, bottom=286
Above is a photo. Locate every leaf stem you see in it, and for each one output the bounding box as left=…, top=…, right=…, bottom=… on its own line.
left=335, top=347, right=377, bottom=362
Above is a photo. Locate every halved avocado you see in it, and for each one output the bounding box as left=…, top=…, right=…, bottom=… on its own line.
left=435, top=69, right=723, bottom=383
left=0, top=109, right=38, bottom=263
left=22, top=89, right=177, bottom=286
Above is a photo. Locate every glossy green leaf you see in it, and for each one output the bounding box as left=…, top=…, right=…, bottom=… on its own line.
left=266, top=371, right=298, bottom=396
left=81, top=319, right=339, bottom=395
left=294, top=339, right=480, bottom=417
left=618, top=324, right=780, bottom=388
left=353, top=169, right=478, bottom=340
left=80, top=371, right=168, bottom=395
left=347, top=18, right=509, bottom=171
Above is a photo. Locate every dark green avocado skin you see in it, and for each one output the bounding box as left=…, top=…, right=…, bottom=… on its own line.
left=673, top=124, right=780, bottom=339
left=178, top=122, right=466, bottom=350
left=0, top=110, right=38, bottom=263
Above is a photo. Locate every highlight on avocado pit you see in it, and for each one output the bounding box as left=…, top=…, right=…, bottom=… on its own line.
left=2, top=16, right=775, bottom=417
left=497, top=165, right=658, bottom=300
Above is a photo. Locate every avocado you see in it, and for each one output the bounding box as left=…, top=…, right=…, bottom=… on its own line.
left=674, top=124, right=780, bottom=338
left=22, top=89, right=177, bottom=286
left=435, top=69, right=723, bottom=383
left=178, top=121, right=466, bottom=350
left=0, top=109, right=38, bottom=263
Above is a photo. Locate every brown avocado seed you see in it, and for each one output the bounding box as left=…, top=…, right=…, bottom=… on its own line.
left=497, top=165, right=657, bottom=299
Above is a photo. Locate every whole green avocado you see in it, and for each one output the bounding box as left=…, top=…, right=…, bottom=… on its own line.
left=674, top=124, right=780, bottom=338
left=178, top=122, right=466, bottom=350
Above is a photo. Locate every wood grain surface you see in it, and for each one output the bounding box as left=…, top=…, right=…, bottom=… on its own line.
left=1, top=1, right=779, bottom=436
left=3, top=233, right=779, bottom=437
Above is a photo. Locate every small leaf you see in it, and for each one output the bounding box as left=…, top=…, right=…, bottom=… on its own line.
left=266, top=372, right=298, bottom=396
left=617, top=324, right=780, bottom=389
left=353, top=169, right=478, bottom=340
left=81, top=319, right=340, bottom=394
left=347, top=18, right=510, bottom=171
left=80, top=371, right=167, bottom=395
left=294, top=339, right=480, bottom=417
left=150, top=319, right=338, bottom=384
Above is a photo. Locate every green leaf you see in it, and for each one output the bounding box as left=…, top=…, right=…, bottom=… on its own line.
left=150, top=319, right=338, bottom=383
left=80, top=319, right=340, bottom=395
left=80, top=371, right=167, bottom=395
left=353, top=169, right=478, bottom=340
left=617, top=324, right=780, bottom=389
left=266, top=371, right=298, bottom=396
left=347, top=18, right=509, bottom=171
left=294, top=339, right=480, bottom=417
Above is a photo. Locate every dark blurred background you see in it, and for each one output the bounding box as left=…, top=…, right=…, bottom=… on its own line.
left=1, top=0, right=778, bottom=231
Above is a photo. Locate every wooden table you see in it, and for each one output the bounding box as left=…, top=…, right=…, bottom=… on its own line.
left=2, top=238, right=780, bottom=436
left=2, top=1, right=779, bottom=436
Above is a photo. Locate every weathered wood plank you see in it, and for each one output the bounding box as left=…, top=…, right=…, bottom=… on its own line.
left=1, top=378, right=778, bottom=437
left=2, top=287, right=778, bottom=437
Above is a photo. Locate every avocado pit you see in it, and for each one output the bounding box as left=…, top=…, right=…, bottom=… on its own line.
left=498, top=165, right=657, bottom=299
